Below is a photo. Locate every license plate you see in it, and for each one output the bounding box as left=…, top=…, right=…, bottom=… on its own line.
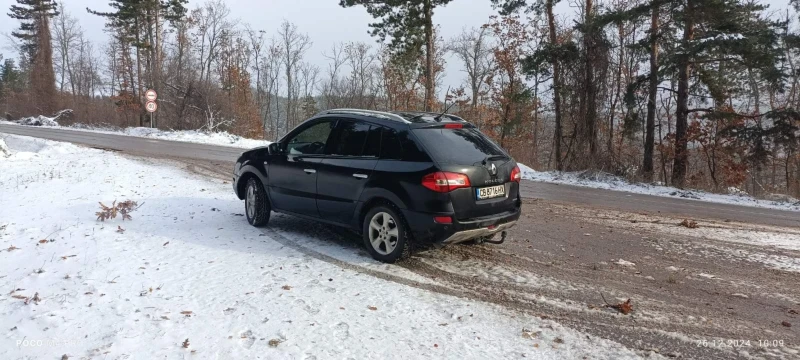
left=476, top=185, right=505, bottom=199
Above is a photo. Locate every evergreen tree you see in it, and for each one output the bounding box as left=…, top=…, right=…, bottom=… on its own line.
left=88, top=0, right=188, bottom=126
left=601, top=0, right=784, bottom=188
left=8, top=0, right=59, bottom=114
left=339, top=0, right=454, bottom=111
left=491, top=0, right=574, bottom=170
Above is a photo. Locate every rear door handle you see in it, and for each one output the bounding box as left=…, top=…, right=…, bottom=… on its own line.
left=304, top=169, right=316, bottom=174
left=352, top=173, right=368, bottom=179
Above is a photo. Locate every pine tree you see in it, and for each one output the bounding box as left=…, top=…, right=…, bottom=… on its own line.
left=601, top=0, right=783, bottom=188
left=339, top=0, right=454, bottom=111
left=8, top=0, right=59, bottom=114
left=492, top=0, right=573, bottom=170
left=88, top=0, right=188, bottom=127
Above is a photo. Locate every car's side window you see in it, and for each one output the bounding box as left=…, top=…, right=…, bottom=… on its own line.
left=328, top=120, right=371, bottom=156
left=363, top=126, right=382, bottom=157
left=286, top=120, right=336, bottom=155
left=380, top=128, right=403, bottom=160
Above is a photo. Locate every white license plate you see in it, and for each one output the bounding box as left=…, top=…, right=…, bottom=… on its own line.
left=476, top=185, right=505, bottom=199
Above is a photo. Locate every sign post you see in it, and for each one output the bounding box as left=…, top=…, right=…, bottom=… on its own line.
left=145, top=89, right=158, bottom=127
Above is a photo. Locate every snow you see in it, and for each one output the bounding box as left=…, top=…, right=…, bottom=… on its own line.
left=0, top=137, right=9, bottom=157
left=518, top=164, right=800, bottom=212
left=67, top=124, right=272, bottom=149
left=0, top=134, right=641, bottom=359
left=2, top=120, right=271, bottom=149
left=614, top=259, right=636, bottom=267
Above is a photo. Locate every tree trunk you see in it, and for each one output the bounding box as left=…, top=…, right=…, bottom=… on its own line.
left=423, top=0, right=434, bottom=111
left=583, top=0, right=597, bottom=165
left=671, top=0, right=695, bottom=188
left=643, top=6, right=659, bottom=181
left=547, top=0, right=563, bottom=171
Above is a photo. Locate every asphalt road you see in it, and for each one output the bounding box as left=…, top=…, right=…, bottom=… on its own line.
left=2, top=123, right=798, bottom=228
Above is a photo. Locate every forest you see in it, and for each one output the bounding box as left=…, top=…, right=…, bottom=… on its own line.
left=2, top=0, right=800, bottom=198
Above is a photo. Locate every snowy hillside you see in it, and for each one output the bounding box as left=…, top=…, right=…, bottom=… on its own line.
left=0, top=134, right=640, bottom=359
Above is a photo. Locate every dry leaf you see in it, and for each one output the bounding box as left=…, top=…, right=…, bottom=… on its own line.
left=367, top=306, right=377, bottom=311
left=268, top=338, right=282, bottom=347
left=782, top=321, right=792, bottom=327
left=679, top=219, right=698, bottom=229
left=38, top=239, right=48, bottom=244
left=281, top=285, right=291, bottom=290
left=182, top=338, right=190, bottom=348
left=163, top=241, right=169, bottom=246
left=116, top=226, right=125, bottom=233
left=601, top=293, right=633, bottom=315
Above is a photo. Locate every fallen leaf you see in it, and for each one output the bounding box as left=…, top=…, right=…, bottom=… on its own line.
left=434, top=344, right=438, bottom=348
left=181, top=311, right=193, bottom=316
left=163, top=241, right=169, bottom=246
left=788, top=309, right=798, bottom=315
left=554, top=337, right=564, bottom=344
left=268, top=338, right=282, bottom=347
left=367, top=306, right=377, bottom=311
left=116, top=226, right=125, bottom=233
left=38, top=239, right=48, bottom=244
left=281, top=285, right=291, bottom=290
left=182, top=338, right=190, bottom=348
left=679, top=219, right=698, bottom=229
left=782, top=321, right=792, bottom=327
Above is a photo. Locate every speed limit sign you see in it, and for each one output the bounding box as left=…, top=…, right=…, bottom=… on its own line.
left=145, top=101, right=158, bottom=113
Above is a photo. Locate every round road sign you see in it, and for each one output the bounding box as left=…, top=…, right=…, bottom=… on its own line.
left=145, top=89, right=157, bottom=101
left=145, top=101, right=158, bottom=113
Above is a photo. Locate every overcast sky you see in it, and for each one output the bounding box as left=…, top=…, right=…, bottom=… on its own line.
left=0, top=0, right=792, bottom=95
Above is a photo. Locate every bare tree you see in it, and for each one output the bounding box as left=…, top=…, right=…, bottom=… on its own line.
left=448, top=27, right=493, bottom=112
left=277, top=20, right=311, bottom=133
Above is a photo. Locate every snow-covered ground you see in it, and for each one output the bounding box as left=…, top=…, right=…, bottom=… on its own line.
left=1, top=118, right=271, bottom=149
left=518, top=164, right=800, bottom=212
left=0, top=134, right=642, bottom=359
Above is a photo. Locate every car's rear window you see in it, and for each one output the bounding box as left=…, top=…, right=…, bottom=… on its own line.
left=411, top=128, right=507, bottom=165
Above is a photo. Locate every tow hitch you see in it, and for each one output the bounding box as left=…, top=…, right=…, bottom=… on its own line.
left=482, top=230, right=507, bottom=244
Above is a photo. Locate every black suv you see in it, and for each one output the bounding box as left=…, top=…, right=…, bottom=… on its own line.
left=233, top=109, right=522, bottom=262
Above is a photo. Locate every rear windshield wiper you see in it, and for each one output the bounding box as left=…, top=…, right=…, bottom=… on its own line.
left=474, top=155, right=508, bottom=166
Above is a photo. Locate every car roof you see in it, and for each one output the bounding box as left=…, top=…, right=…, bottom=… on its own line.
left=313, top=109, right=467, bottom=129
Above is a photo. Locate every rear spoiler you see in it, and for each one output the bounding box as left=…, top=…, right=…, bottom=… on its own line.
left=409, top=122, right=475, bottom=129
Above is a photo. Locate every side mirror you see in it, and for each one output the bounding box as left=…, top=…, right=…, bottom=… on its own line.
left=268, top=142, right=282, bottom=155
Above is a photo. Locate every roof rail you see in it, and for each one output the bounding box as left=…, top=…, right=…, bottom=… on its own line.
left=316, top=108, right=409, bottom=123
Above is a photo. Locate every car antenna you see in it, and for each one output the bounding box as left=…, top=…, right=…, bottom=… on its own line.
left=434, top=86, right=455, bottom=122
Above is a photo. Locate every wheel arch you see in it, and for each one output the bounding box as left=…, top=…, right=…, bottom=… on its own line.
left=236, top=165, right=269, bottom=202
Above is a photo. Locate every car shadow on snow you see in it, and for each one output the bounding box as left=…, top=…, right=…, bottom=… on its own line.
left=65, top=196, right=392, bottom=264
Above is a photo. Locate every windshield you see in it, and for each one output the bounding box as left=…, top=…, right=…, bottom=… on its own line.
left=411, top=127, right=507, bottom=165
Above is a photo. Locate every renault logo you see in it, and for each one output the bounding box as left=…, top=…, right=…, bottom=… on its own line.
left=490, top=163, right=497, bottom=176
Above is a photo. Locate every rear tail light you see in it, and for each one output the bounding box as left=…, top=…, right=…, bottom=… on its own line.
left=510, top=165, right=521, bottom=183
left=422, top=171, right=471, bottom=192
left=443, top=123, right=463, bottom=129
left=433, top=216, right=452, bottom=224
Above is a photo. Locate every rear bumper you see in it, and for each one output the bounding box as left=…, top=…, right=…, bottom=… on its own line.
left=442, top=220, right=517, bottom=244
left=402, top=206, right=521, bottom=245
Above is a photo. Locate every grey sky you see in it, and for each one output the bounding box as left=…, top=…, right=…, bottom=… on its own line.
left=0, top=0, right=793, bottom=95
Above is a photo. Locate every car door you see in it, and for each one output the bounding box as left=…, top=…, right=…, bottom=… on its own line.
left=268, top=119, right=336, bottom=218
left=316, top=120, right=381, bottom=225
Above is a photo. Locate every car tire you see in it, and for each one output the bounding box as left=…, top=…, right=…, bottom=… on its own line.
left=245, top=177, right=270, bottom=227
left=362, top=205, right=410, bottom=263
